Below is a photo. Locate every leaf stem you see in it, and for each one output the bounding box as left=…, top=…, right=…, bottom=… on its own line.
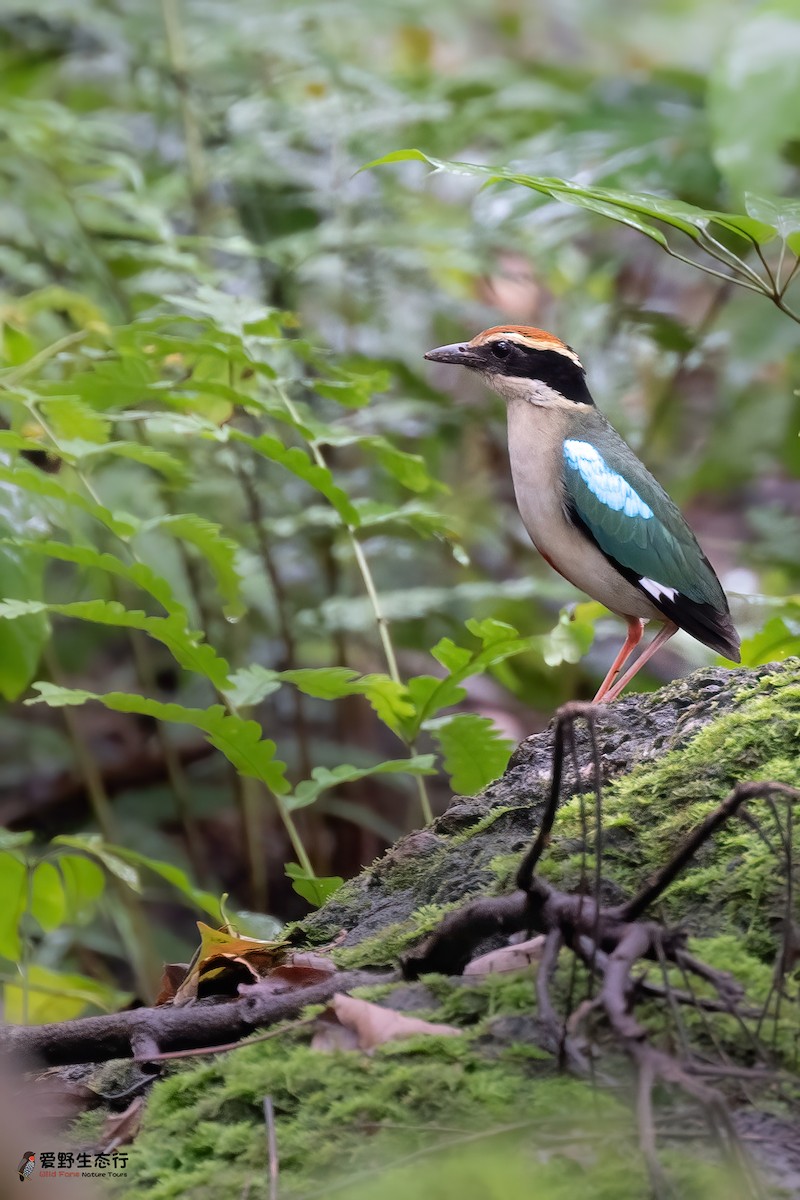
left=778, top=254, right=800, bottom=299
left=0, top=331, right=88, bottom=390
left=277, top=386, right=433, bottom=825
left=30, top=399, right=315, bottom=892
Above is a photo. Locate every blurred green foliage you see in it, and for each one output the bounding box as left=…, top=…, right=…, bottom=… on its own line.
left=0, top=0, right=798, bottom=1021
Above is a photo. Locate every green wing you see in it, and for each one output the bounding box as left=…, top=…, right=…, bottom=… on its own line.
left=562, top=428, right=739, bottom=659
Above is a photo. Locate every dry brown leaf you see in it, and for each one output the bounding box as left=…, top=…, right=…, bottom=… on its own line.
left=155, top=962, right=190, bottom=1005
left=313, top=992, right=461, bottom=1053
left=172, top=922, right=288, bottom=1005
left=240, top=953, right=337, bottom=999
left=463, top=935, right=546, bottom=977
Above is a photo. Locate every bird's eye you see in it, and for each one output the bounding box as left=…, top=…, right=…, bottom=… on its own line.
left=491, top=340, right=511, bottom=360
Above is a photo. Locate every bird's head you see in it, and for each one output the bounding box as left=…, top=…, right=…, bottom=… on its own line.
left=424, top=325, right=594, bottom=409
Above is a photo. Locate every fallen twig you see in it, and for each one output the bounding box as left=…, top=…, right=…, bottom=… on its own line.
left=0, top=970, right=395, bottom=1068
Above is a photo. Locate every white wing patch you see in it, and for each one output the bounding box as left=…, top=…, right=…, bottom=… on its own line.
left=563, top=440, right=653, bottom=520
left=640, top=578, right=679, bottom=604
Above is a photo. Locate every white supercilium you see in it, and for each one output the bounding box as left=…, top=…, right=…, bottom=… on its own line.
left=563, top=439, right=654, bottom=520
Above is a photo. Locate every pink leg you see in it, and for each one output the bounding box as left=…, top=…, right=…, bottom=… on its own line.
left=601, top=621, right=679, bottom=703
left=592, top=618, right=644, bottom=703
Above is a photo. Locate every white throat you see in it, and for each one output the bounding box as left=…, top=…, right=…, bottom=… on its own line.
left=485, top=373, right=578, bottom=410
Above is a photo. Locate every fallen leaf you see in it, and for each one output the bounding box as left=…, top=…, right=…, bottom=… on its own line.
left=463, top=935, right=546, bottom=977
left=172, top=922, right=288, bottom=1005
left=155, top=962, right=190, bottom=1005
left=240, top=953, right=337, bottom=998
left=313, top=993, right=461, bottom=1052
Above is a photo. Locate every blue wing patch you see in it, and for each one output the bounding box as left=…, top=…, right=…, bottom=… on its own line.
left=561, top=434, right=740, bottom=660
left=563, top=440, right=653, bottom=520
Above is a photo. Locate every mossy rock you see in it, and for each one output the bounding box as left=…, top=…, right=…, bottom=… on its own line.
left=97, top=661, right=800, bottom=1198
left=304, top=660, right=800, bottom=966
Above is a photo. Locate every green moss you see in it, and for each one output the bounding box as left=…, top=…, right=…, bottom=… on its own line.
left=94, top=668, right=799, bottom=1198
left=425, top=971, right=542, bottom=1025
left=448, top=804, right=524, bottom=845
left=106, top=965, right=754, bottom=1200
left=543, top=666, right=800, bottom=955
left=332, top=903, right=461, bottom=969
left=111, top=1015, right=606, bottom=1199
left=487, top=851, right=520, bottom=889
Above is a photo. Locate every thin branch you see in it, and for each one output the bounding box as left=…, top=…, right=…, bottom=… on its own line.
left=778, top=253, right=800, bottom=298
left=621, top=782, right=800, bottom=922
left=0, top=969, right=395, bottom=1068
left=517, top=702, right=596, bottom=890
left=697, top=229, right=770, bottom=292
left=753, top=242, right=778, bottom=293
left=661, top=242, right=765, bottom=293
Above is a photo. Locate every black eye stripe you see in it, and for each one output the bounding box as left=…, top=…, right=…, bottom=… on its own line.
left=483, top=345, right=595, bottom=406
left=491, top=339, right=512, bottom=359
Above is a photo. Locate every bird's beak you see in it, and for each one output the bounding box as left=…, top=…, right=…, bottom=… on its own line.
left=424, top=342, right=480, bottom=368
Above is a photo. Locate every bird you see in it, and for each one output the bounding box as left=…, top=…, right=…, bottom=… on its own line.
left=424, top=325, right=740, bottom=702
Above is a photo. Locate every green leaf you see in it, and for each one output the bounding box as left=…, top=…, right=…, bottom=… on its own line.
left=0, top=830, right=33, bottom=850
left=0, top=463, right=139, bottom=538
left=356, top=500, right=464, bottom=542
left=53, top=835, right=141, bottom=890
left=0, top=599, right=230, bottom=690
left=357, top=674, right=416, bottom=735
left=99, top=845, right=220, bottom=917
left=29, top=861, right=66, bottom=932
left=0, top=852, right=26, bottom=959
left=313, top=366, right=390, bottom=408
left=366, top=149, right=775, bottom=247
left=745, top=194, right=800, bottom=256
left=409, top=619, right=537, bottom=733
left=425, top=714, right=514, bottom=796
left=235, top=664, right=415, bottom=735
left=30, top=684, right=289, bottom=795
left=541, top=603, right=600, bottom=667
left=279, top=666, right=363, bottom=700
left=80, top=440, right=189, bottom=482
left=220, top=428, right=360, bottom=526
left=304, top=425, right=441, bottom=495
left=56, top=854, right=106, bottom=922
left=0, top=541, right=49, bottom=700
left=286, top=754, right=436, bottom=811
left=144, top=513, right=244, bottom=620
left=4, top=538, right=186, bottom=616
left=740, top=615, right=800, bottom=667
left=407, top=674, right=467, bottom=724
left=39, top=396, right=111, bottom=446
left=3, top=963, right=128, bottom=1023
left=224, top=664, right=282, bottom=708
left=284, top=864, right=343, bottom=908
left=430, top=638, right=473, bottom=675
